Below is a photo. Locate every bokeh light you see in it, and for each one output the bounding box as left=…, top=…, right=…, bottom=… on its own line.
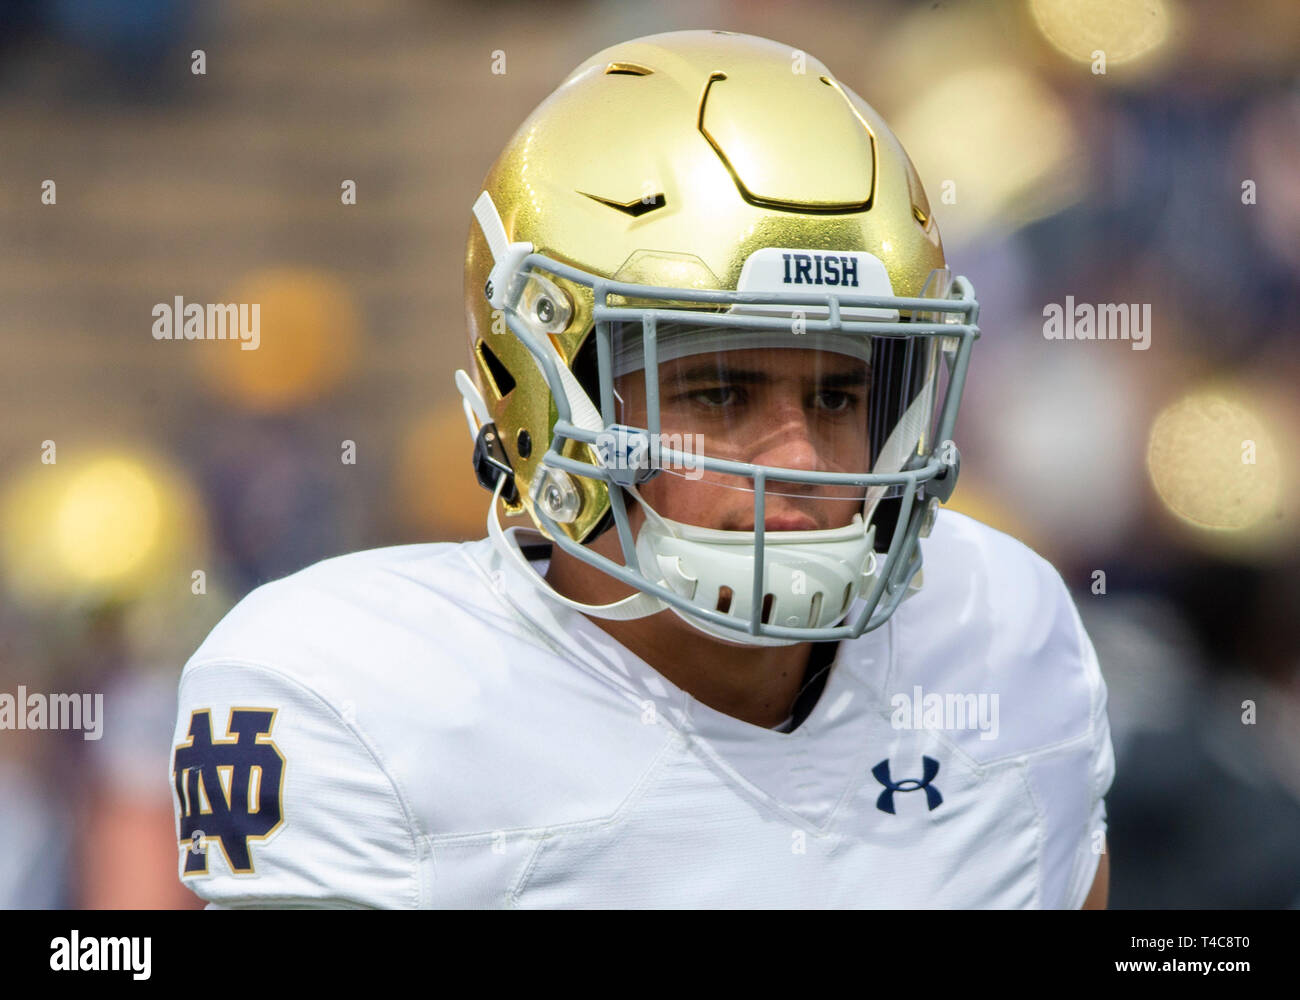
left=1029, top=0, right=1173, bottom=67
left=197, top=267, right=362, bottom=412
left=894, top=63, right=1084, bottom=245
left=1146, top=389, right=1283, bottom=535
left=1, top=450, right=208, bottom=607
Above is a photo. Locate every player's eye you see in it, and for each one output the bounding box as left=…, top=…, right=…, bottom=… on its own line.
left=687, top=385, right=744, bottom=409
left=812, top=390, right=859, bottom=414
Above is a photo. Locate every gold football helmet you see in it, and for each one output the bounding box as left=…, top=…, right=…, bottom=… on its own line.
left=456, top=30, right=978, bottom=645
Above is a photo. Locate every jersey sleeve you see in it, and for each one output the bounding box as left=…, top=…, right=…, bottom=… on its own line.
left=1073, top=611, right=1116, bottom=907
left=1056, top=587, right=1117, bottom=908
left=170, top=660, right=422, bottom=908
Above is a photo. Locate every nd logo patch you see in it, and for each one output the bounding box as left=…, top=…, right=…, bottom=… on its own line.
left=173, top=709, right=285, bottom=875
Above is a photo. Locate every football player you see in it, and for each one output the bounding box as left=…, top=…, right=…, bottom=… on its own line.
left=171, top=30, right=1113, bottom=908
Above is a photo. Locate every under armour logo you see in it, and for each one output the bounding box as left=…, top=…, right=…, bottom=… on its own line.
left=872, top=756, right=943, bottom=814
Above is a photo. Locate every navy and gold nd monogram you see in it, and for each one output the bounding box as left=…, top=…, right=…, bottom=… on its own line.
left=172, top=708, right=285, bottom=875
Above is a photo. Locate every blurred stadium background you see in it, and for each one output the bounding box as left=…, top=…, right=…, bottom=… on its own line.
left=0, top=0, right=1296, bottom=908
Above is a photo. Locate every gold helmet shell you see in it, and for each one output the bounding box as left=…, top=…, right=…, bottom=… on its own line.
left=463, top=29, right=945, bottom=544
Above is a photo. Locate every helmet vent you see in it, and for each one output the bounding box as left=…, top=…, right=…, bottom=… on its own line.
left=715, top=586, right=733, bottom=614
left=579, top=190, right=667, bottom=217
left=475, top=339, right=516, bottom=399
left=761, top=593, right=775, bottom=624
left=604, top=61, right=653, bottom=76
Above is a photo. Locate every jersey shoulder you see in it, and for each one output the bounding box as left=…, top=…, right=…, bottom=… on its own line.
left=171, top=539, right=659, bottom=907
left=186, top=540, right=506, bottom=673
left=170, top=540, right=521, bottom=907
left=884, top=510, right=1116, bottom=908
left=887, top=508, right=1111, bottom=765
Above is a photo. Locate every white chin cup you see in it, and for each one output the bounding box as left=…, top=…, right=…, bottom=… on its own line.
left=633, top=513, right=879, bottom=647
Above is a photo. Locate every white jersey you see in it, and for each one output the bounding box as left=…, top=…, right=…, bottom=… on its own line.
left=170, top=509, right=1114, bottom=908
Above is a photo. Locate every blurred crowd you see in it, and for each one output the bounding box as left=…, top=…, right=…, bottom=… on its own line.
left=0, top=0, right=1296, bottom=908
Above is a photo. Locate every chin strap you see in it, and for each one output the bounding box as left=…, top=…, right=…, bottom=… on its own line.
left=461, top=360, right=658, bottom=621
left=472, top=192, right=533, bottom=311
left=485, top=475, right=667, bottom=622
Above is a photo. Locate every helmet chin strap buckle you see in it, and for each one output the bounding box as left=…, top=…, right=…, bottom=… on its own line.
left=472, top=422, right=519, bottom=506
left=458, top=367, right=522, bottom=507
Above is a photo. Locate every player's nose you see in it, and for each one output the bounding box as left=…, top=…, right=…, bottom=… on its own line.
left=749, top=398, right=825, bottom=474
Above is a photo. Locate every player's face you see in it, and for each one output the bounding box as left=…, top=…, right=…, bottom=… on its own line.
left=613, top=348, right=871, bottom=533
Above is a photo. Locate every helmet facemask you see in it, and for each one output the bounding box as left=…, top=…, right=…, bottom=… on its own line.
left=469, top=246, right=978, bottom=647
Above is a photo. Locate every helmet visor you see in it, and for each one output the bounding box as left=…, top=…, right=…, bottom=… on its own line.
left=604, top=319, right=941, bottom=531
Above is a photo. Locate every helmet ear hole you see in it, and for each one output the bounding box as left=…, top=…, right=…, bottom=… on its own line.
left=476, top=339, right=516, bottom=398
